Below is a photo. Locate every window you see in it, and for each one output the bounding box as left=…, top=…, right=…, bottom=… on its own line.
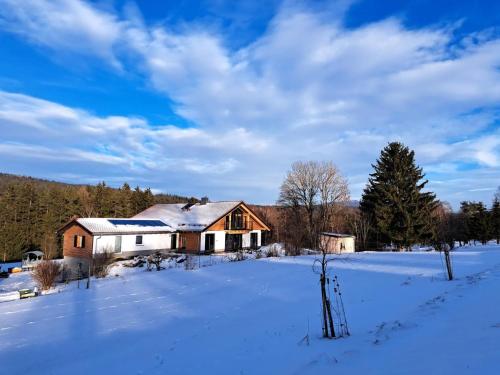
left=225, top=233, right=242, bottom=251
left=226, top=208, right=245, bottom=230
left=232, top=209, right=244, bottom=229
left=135, top=235, right=143, bottom=245
left=261, top=231, right=267, bottom=246
left=73, top=235, right=85, bottom=248
left=114, top=236, right=122, bottom=253
left=205, top=233, right=215, bottom=252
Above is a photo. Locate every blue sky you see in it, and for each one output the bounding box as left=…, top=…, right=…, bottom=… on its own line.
left=0, top=0, right=499, bottom=208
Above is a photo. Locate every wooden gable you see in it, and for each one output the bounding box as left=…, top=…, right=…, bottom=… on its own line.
left=62, top=222, right=94, bottom=259
left=205, top=202, right=270, bottom=232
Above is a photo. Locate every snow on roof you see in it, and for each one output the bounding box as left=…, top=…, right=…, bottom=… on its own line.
left=76, top=218, right=174, bottom=234
left=321, top=232, right=356, bottom=238
left=133, top=201, right=242, bottom=231
left=23, top=250, right=44, bottom=256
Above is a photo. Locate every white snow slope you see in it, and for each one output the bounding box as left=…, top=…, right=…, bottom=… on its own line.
left=1, top=245, right=500, bottom=374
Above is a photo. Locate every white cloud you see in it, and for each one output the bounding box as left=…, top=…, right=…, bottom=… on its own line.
left=0, top=1, right=499, bottom=206
left=0, top=0, right=123, bottom=68
left=0, top=91, right=265, bottom=179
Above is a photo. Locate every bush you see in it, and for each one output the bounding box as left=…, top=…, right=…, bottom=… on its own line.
left=32, top=260, right=61, bottom=290
left=93, top=252, right=114, bottom=278
left=230, top=250, right=246, bottom=262
left=266, top=244, right=280, bottom=258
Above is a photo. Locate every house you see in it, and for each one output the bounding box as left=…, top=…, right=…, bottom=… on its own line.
left=133, top=200, right=271, bottom=253
left=58, top=218, right=175, bottom=274
left=319, top=232, right=356, bottom=253
left=58, top=200, right=271, bottom=275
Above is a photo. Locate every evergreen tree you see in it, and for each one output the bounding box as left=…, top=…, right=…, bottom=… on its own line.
left=131, top=186, right=144, bottom=214
left=492, top=198, right=500, bottom=244
left=0, top=173, right=193, bottom=261
left=116, top=183, right=133, bottom=217
left=143, top=188, right=155, bottom=211
left=360, top=142, right=438, bottom=250
left=460, top=201, right=491, bottom=244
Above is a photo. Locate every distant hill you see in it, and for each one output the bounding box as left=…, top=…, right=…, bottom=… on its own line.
left=0, top=172, right=84, bottom=191
left=0, top=172, right=197, bottom=261
left=0, top=172, right=197, bottom=203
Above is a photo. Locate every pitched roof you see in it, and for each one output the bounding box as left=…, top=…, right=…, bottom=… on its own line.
left=133, top=201, right=242, bottom=231
left=75, top=218, right=174, bottom=235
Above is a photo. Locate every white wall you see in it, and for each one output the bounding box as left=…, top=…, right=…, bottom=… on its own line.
left=244, top=231, right=262, bottom=248
left=200, top=230, right=263, bottom=252
left=320, top=235, right=355, bottom=254
left=200, top=231, right=226, bottom=252
left=93, top=233, right=172, bottom=255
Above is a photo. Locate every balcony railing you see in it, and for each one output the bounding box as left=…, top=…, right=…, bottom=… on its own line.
left=224, top=220, right=254, bottom=231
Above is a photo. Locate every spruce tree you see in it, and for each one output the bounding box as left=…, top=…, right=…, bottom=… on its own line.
left=360, top=142, right=438, bottom=250
left=460, top=201, right=491, bottom=244
left=492, top=198, right=500, bottom=244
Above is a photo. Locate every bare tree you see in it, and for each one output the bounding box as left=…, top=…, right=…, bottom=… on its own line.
left=349, top=210, right=371, bottom=251
left=77, top=186, right=95, bottom=217
left=42, top=231, right=58, bottom=260
left=432, top=202, right=454, bottom=280
left=315, top=236, right=336, bottom=338
left=279, top=161, right=349, bottom=249
left=279, top=161, right=349, bottom=338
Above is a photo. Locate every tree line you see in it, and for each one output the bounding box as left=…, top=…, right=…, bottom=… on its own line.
left=0, top=175, right=197, bottom=261
left=271, top=142, right=500, bottom=253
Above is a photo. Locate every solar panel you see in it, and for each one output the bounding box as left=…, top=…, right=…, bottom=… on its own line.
left=108, top=219, right=168, bottom=227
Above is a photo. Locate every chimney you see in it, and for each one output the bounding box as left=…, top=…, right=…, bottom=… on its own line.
left=200, top=197, right=209, bottom=205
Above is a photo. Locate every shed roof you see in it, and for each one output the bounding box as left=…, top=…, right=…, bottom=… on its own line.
left=133, top=201, right=242, bottom=231
left=321, top=232, right=356, bottom=238
left=23, top=250, right=44, bottom=256
left=75, top=218, right=174, bottom=235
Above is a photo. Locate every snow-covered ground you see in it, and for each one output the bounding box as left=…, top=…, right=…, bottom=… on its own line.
left=1, top=245, right=500, bottom=374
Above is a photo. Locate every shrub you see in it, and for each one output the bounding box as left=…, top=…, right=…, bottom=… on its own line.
left=93, top=252, right=114, bottom=278
left=266, top=244, right=280, bottom=258
left=230, top=250, right=246, bottom=262
left=32, top=260, right=62, bottom=291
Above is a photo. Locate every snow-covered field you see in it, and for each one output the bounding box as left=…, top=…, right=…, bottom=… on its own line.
left=1, top=245, right=500, bottom=374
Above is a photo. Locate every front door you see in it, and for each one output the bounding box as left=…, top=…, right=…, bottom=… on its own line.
left=250, top=232, right=258, bottom=250
left=225, top=234, right=242, bottom=252
left=205, top=233, right=215, bottom=252
left=171, top=233, right=177, bottom=250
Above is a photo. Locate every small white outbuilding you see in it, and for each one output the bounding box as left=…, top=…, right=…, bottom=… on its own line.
left=320, top=232, right=356, bottom=253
